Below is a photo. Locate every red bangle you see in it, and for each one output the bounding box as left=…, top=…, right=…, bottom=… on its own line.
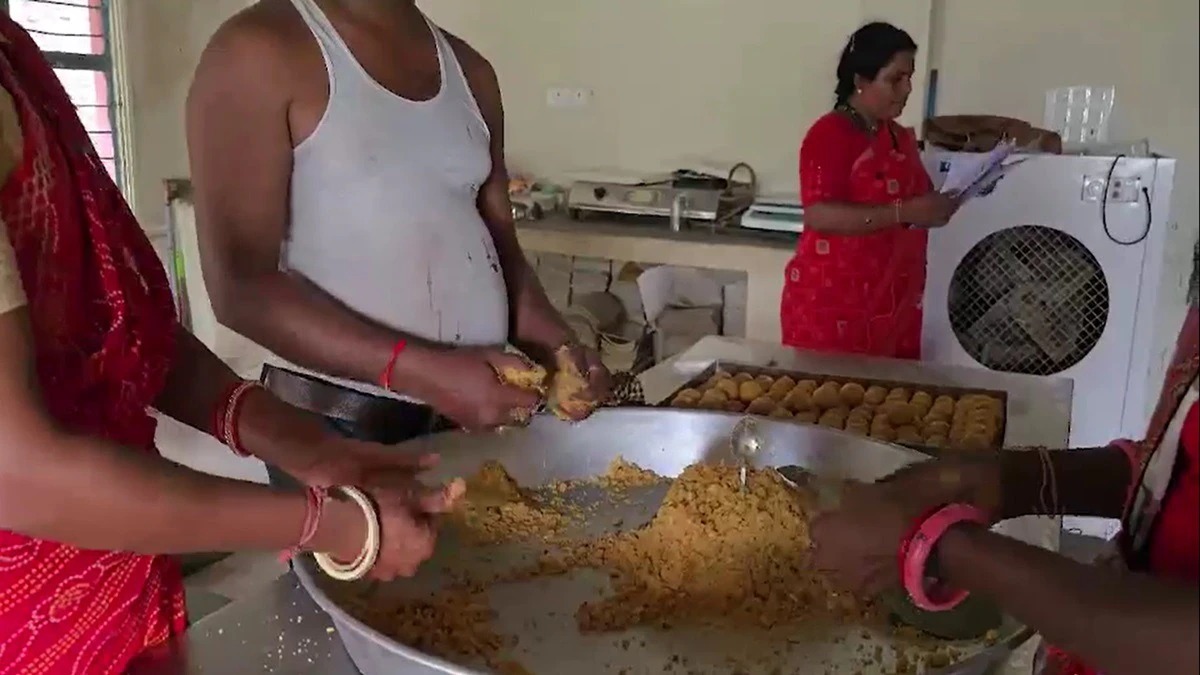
left=214, top=381, right=260, bottom=457
left=211, top=381, right=240, bottom=443
left=279, top=486, right=328, bottom=563
left=379, top=339, right=408, bottom=390
left=900, top=503, right=989, bottom=612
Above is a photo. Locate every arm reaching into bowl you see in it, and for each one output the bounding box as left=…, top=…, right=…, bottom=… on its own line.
left=868, top=444, right=1132, bottom=522
left=813, top=302, right=1200, bottom=675
left=811, top=483, right=1198, bottom=675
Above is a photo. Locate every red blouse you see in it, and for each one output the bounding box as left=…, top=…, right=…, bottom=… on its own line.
left=799, top=112, right=932, bottom=207
left=781, top=112, right=933, bottom=359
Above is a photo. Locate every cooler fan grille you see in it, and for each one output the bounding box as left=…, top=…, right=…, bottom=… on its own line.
left=948, top=225, right=1109, bottom=376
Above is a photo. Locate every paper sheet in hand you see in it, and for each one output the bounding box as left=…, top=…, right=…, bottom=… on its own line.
left=939, top=142, right=1018, bottom=201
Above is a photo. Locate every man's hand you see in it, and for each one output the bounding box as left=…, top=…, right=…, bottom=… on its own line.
left=409, top=347, right=544, bottom=433
left=549, top=343, right=612, bottom=421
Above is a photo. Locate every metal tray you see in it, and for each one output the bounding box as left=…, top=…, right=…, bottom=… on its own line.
left=292, top=408, right=1039, bottom=675
left=659, top=361, right=1010, bottom=454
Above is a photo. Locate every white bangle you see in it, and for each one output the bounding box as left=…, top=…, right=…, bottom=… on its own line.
left=313, top=486, right=381, bottom=582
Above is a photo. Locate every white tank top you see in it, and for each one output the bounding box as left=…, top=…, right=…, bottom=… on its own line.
left=278, top=0, right=509, bottom=398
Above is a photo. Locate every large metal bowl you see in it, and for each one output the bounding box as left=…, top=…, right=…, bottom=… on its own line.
left=294, top=408, right=1039, bottom=674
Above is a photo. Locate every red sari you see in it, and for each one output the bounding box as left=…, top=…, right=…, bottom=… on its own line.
left=781, top=110, right=933, bottom=359
left=0, top=17, right=185, bottom=675
left=1042, top=307, right=1200, bottom=675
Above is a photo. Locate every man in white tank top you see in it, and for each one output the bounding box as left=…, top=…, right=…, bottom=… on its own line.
left=186, top=0, right=610, bottom=441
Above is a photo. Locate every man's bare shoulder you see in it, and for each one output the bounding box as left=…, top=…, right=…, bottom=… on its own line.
left=196, top=0, right=313, bottom=83
left=440, top=30, right=499, bottom=95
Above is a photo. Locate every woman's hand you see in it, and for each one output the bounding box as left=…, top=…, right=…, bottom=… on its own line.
left=811, top=482, right=920, bottom=596
left=369, top=474, right=462, bottom=579
left=271, top=431, right=441, bottom=489
left=878, top=457, right=1004, bottom=521
left=901, top=192, right=960, bottom=228
left=811, top=457, right=1002, bottom=597
left=322, top=475, right=463, bottom=580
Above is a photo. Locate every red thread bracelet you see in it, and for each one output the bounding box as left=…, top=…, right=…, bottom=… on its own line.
left=280, top=486, right=328, bottom=563
left=900, top=503, right=989, bottom=612
left=379, top=339, right=408, bottom=390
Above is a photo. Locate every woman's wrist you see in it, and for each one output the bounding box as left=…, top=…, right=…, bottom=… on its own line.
left=309, top=494, right=369, bottom=564
left=995, top=446, right=1128, bottom=520
left=854, top=204, right=892, bottom=233
left=234, top=386, right=340, bottom=469
left=929, top=521, right=985, bottom=588
left=212, top=380, right=264, bottom=457
left=900, top=504, right=990, bottom=611
left=997, top=450, right=1043, bottom=519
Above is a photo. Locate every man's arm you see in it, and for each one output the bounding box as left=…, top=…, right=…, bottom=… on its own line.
left=185, top=10, right=437, bottom=395
left=937, top=525, right=1198, bottom=675
left=448, top=36, right=573, bottom=365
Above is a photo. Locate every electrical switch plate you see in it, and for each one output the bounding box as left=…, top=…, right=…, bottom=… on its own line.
left=546, top=87, right=592, bottom=109
left=1081, top=175, right=1142, bottom=203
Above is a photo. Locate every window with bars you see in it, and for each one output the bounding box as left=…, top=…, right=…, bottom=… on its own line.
left=1, top=0, right=122, bottom=184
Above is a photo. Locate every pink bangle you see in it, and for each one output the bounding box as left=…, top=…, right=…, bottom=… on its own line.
left=1111, top=439, right=1141, bottom=514
left=900, top=503, right=989, bottom=612
left=280, top=486, right=328, bottom=563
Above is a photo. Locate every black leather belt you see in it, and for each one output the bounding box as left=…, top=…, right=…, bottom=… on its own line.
left=259, top=364, right=451, bottom=445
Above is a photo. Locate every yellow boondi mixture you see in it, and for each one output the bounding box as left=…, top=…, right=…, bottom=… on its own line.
left=339, top=459, right=966, bottom=674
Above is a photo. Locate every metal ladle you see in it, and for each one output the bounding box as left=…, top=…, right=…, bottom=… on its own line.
left=730, top=416, right=762, bottom=492
left=731, top=416, right=842, bottom=508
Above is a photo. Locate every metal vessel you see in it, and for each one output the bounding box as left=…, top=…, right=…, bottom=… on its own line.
left=565, top=166, right=756, bottom=227
left=292, top=409, right=1040, bottom=675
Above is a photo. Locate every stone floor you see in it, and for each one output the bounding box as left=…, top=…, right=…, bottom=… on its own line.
left=183, top=552, right=289, bottom=622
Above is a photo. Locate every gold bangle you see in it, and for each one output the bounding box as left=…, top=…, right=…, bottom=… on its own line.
left=313, top=486, right=381, bottom=582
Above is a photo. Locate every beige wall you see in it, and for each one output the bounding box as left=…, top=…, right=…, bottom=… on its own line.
left=930, top=0, right=1199, bottom=260
left=119, top=0, right=1198, bottom=238
left=121, top=0, right=248, bottom=236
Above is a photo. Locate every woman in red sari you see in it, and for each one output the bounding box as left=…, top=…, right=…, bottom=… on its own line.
left=781, top=22, right=958, bottom=359
left=811, top=243, right=1200, bottom=675
left=0, top=16, right=457, bottom=674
